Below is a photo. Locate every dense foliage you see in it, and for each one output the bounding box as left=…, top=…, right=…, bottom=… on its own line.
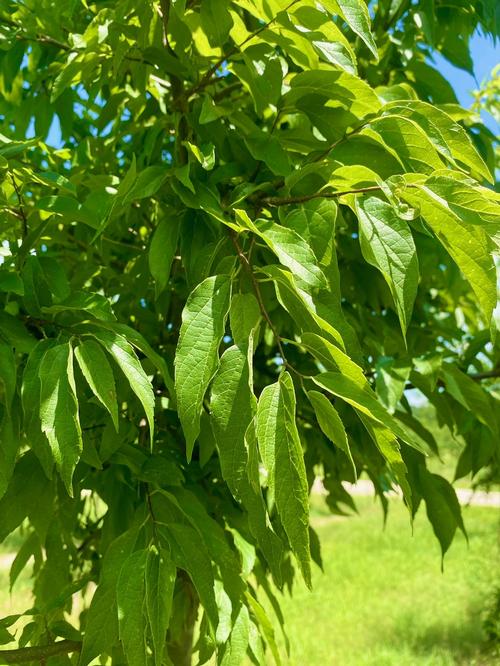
left=0, top=0, right=499, bottom=664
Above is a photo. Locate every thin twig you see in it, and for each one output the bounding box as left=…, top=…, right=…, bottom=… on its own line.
left=262, top=185, right=384, bottom=207
left=469, top=367, right=500, bottom=381
left=230, top=231, right=305, bottom=383
left=308, top=123, right=368, bottom=164
left=230, top=232, right=286, bottom=357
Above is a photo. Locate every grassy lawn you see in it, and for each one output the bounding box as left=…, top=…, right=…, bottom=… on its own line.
left=268, top=495, right=500, bottom=665
left=1, top=496, right=498, bottom=665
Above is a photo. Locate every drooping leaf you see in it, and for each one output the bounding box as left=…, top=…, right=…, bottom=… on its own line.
left=200, top=0, right=233, bottom=47
left=384, top=101, right=492, bottom=182
left=256, top=372, right=311, bottom=586
left=356, top=195, right=419, bottom=334
left=87, top=328, right=155, bottom=443
left=211, top=344, right=255, bottom=500
left=39, top=343, right=82, bottom=495
left=321, top=0, right=378, bottom=59
left=145, top=545, right=176, bottom=666
left=0, top=343, right=16, bottom=414
left=235, top=210, right=327, bottom=291
left=148, top=215, right=181, bottom=298
left=307, top=390, right=356, bottom=479
left=401, top=179, right=497, bottom=323
left=220, top=603, right=250, bottom=666
left=375, top=357, right=412, bottom=413
left=79, top=527, right=139, bottom=666
left=419, top=470, right=467, bottom=562
left=363, top=115, right=444, bottom=173
left=175, top=275, right=231, bottom=460
left=117, top=549, right=148, bottom=666
left=441, top=363, right=498, bottom=435
left=21, top=340, right=55, bottom=477
left=74, top=339, right=119, bottom=431
left=312, top=371, right=428, bottom=453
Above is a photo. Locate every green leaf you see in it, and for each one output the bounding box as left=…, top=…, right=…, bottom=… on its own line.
left=80, top=527, right=139, bottom=666
left=175, top=275, right=231, bottom=460
left=312, top=371, right=428, bottom=453
left=235, top=210, right=326, bottom=291
left=229, top=293, right=261, bottom=346
left=186, top=141, right=216, bottom=170
left=285, top=69, right=381, bottom=117
left=21, top=340, right=55, bottom=477
left=10, top=532, right=39, bottom=591
left=122, top=166, right=168, bottom=205
left=0, top=343, right=16, bottom=414
left=308, top=390, right=356, bottom=479
left=0, top=452, right=51, bottom=542
left=220, top=603, right=250, bottom=666
left=356, top=195, right=419, bottom=334
left=210, top=341, right=285, bottom=580
left=117, top=549, right=148, bottom=666
left=148, top=215, right=181, bottom=298
left=42, top=291, right=116, bottom=321
left=88, top=328, right=155, bottom=443
left=200, top=0, right=233, bottom=47
left=0, top=311, right=36, bottom=354
left=418, top=173, right=500, bottom=232
left=419, top=470, right=466, bottom=562
left=359, top=414, right=412, bottom=507
left=401, top=179, right=497, bottom=323
left=300, top=332, right=366, bottom=385
left=363, top=115, right=444, bottom=173
left=162, top=522, right=219, bottom=632
left=322, top=0, right=378, bottom=59
left=145, top=545, right=176, bottom=666
left=89, top=321, right=174, bottom=398
left=39, top=343, right=82, bottom=495
left=384, top=101, right=492, bottom=183
left=441, top=364, right=498, bottom=436
left=232, top=45, right=283, bottom=114
left=0, top=408, right=20, bottom=500
left=0, top=271, right=24, bottom=296
left=375, top=357, right=412, bottom=413
left=245, top=592, right=281, bottom=666
left=256, top=372, right=311, bottom=587
left=211, top=345, right=256, bottom=501
left=74, top=339, right=119, bottom=431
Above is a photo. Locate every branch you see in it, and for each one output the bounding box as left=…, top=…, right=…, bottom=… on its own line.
left=261, top=185, right=384, bottom=207
left=469, top=367, right=500, bottom=381
left=0, top=641, right=81, bottom=664
left=230, top=231, right=305, bottom=382
left=230, top=231, right=286, bottom=355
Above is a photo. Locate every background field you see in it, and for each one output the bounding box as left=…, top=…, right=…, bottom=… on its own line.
left=2, top=493, right=498, bottom=665
left=270, top=495, right=500, bottom=665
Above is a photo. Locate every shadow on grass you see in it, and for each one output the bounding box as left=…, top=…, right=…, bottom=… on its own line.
left=393, top=609, right=493, bottom=665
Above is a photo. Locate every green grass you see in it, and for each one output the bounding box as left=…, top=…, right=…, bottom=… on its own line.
left=265, top=496, right=500, bottom=665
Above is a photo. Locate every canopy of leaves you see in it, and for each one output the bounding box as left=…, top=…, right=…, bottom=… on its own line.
left=0, top=0, right=498, bottom=664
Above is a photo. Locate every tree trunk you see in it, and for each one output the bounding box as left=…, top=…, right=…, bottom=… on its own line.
left=167, top=572, right=199, bottom=666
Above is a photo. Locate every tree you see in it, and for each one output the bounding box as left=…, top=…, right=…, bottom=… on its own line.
left=0, top=0, right=498, bottom=664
